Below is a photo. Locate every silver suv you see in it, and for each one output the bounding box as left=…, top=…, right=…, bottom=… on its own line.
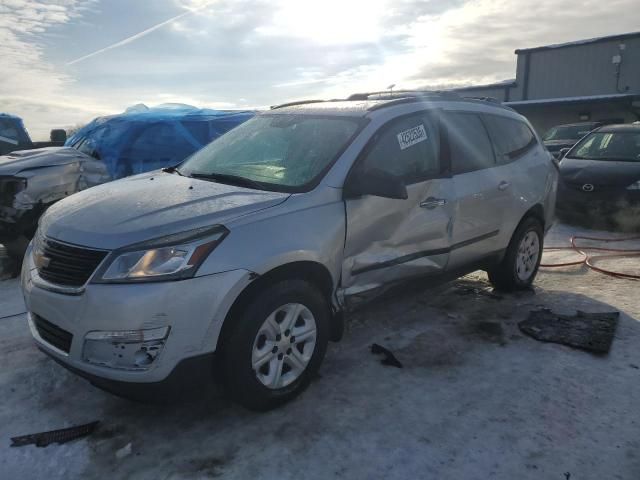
left=21, top=93, right=557, bottom=410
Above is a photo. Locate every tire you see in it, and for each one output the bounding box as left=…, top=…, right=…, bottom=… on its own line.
left=488, top=216, right=544, bottom=291
left=219, top=279, right=330, bottom=411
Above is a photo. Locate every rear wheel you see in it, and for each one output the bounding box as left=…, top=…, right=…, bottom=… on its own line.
left=220, top=279, right=329, bottom=411
left=488, top=216, right=544, bottom=291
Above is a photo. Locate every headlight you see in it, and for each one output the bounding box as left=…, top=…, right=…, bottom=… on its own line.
left=94, top=225, right=228, bottom=283
left=626, top=180, right=640, bottom=190
left=0, top=177, right=27, bottom=203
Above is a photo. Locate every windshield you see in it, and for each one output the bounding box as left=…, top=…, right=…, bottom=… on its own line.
left=178, top=115, right=363, bottom=191
left=543, top=124, right=594, bottom=141
left=570, top=131, right=640, bottom=161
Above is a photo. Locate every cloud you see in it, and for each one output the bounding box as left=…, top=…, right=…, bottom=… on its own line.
left=0, top=0, right=106, bottom=138
left=407, top=0, right=640, bottom=88
left=66, top=0, right=217, bottom=65
left=3, top=0, right=640, bottom=141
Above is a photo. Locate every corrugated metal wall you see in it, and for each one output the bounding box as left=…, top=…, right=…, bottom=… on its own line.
left=524, top=37, right=640, bottom=100
left=451, top=34, right=640, bottom=102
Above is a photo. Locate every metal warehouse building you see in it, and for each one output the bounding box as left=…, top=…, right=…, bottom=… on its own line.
left=452, top=31, right=640, bottom=134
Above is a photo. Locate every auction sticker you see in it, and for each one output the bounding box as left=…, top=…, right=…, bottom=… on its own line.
left=396, top=124, right=427, bottom=150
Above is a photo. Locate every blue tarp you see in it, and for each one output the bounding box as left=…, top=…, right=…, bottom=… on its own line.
left=0, top=113, right=32, bottom=154
left=65, top=104, right=255, bottom=179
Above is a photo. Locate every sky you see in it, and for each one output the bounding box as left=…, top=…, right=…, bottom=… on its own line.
left=1, top=0, right=639, bottom=140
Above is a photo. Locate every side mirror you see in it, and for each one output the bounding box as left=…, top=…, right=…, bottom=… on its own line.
left=558, top=147, right=570, bottom=159
left=344, top=168, right=408, bottom=200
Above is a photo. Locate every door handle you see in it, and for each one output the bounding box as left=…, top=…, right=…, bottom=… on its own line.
left=420, top=197, right=446, bottom=209
left=498, top=181, right=511, bottom=191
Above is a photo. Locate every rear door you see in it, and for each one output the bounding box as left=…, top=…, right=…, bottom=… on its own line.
left=443, top=111, right=509, bottom=268
left=482, top=114, right=550, bottom=239
left=341, top=111, right=455, bottom=299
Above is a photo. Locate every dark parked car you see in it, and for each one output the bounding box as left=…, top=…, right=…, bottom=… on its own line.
left=542, top=121, right=603, bottom=158
left=556, top=124, right=640, bottom=230
left=0, top=105, right=254, bottom=264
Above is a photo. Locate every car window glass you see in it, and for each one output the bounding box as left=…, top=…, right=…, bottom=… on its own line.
left=573, top=131, right=640, bottom=162
left=358, top=113, right=440, bottom=183
left=181, top=115, right=362, bottom=189
left=0, top=119, right=19, bottom=146
left=543, top=124, right=594, bottom=141
left=118, top=123, right=199, bottom=177
left=444, top=112, right=495, bottom=173
left=483, top=115, right=536, bottom=163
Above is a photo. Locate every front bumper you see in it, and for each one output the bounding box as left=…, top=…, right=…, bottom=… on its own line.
left=555, top=181, right=640, bottom=218
left=21, top=244, right=253, bottom=384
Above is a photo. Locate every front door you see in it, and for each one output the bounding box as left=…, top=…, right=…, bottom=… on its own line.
left=341, top=111, right=454, bottom=301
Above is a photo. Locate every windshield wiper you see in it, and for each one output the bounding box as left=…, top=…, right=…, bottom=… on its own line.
left=162, top=165, right=185, bottom=176
left=189, top=172, right=264, bottom=190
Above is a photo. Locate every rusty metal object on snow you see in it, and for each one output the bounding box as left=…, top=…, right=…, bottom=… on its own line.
left=519, top=309, right=619, bottom=354
left=371, top=343, right=403, bottom=368
left=10, top=421, right=100, bottom=447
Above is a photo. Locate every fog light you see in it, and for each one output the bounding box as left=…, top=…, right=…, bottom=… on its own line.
left=83, top=327, right=170, bottom=370
left=134, top=350, right=154, bottom=367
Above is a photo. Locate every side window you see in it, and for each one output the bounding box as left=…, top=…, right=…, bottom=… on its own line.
left=444, top=112, right=495, bottom=174
left=0, top=119, right=19, bottom=146
left=359, top=113, right=440, bottom=184
left=483, top=115, right=536, bottom=163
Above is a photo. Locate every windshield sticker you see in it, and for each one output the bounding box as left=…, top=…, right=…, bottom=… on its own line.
left=397, top=124, right=427, bottom=150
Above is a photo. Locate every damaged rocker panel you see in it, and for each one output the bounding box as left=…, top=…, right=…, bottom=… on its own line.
left=352, top=230, right=500, bottom=275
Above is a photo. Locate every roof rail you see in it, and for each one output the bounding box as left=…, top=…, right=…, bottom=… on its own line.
left=348, top=90, right=460, bottom=101
left=270, top=99, right=326, bottom=110
left=366, top=91, right=461, bottom=111
left=462, top=96, right=501, bottom=104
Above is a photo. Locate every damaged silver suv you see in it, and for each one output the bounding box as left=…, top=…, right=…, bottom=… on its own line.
left=21, top=93, right=557, bottom=410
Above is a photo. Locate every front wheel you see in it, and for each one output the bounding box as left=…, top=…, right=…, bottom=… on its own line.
left=488, top=217, right=544, bottom=291
left=220, top=279, right=330, bottom=411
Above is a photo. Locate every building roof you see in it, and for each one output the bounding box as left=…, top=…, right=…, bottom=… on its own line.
left=515, top=31, right=640, bottom=54
left=451, top=79, right=516, bottom=92
left=506, top=93, right=640, bottom=107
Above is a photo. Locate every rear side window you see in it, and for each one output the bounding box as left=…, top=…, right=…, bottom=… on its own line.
left=443, top=112, right=495, bottom=174
left=483, top=115, right=537, bottom=163
left=358, top=113, right=440, bottom=184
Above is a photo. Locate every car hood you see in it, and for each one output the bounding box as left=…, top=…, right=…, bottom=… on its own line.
left=559, top=158, right=640, bottom=187
left=0, top=147, right=92, bottom=176
left=40, top=171, right=291, bottom=250
left=543, top=139, right=575, bottom=151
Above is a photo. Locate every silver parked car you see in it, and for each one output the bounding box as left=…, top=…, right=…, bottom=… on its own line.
left=21, top=93, right=557, bottom=410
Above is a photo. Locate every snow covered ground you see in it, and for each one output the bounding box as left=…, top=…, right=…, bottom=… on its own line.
left=1, top=223, right=639, bottom=479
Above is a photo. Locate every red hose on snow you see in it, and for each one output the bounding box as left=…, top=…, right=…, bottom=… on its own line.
left=540, top=234, right=640, bottom=280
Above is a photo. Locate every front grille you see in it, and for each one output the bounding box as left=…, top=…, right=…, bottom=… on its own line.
left=37, top=237, right=108, bottom=287
left=33, top=314, right=73, bottom=353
